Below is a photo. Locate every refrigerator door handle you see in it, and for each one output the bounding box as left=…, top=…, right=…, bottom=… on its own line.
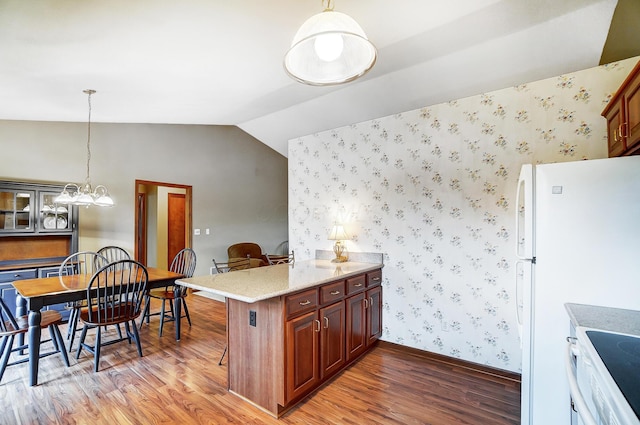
left=515, top=259, right=530, bottom=348
left=515, top=164, right=534, bottom=260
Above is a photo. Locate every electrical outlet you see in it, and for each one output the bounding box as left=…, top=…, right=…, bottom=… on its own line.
left=194, top=228, right=201, bottom=236
left=249, top=310, right=257, bottom=327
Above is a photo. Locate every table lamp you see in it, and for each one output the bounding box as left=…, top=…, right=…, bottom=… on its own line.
left=328, top=224, right=349, bottom=263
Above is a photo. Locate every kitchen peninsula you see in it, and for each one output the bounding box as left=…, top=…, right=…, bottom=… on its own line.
left=176, top=253, right=383, bottom=417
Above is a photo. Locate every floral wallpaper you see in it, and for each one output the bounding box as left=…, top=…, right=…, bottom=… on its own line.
left=288, top=56, right=639, bottom=372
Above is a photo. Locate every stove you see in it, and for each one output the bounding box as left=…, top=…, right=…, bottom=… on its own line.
left=570, top=327, right=640, bottom=425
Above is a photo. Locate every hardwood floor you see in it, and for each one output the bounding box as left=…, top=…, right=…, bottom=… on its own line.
left=0, top=294, right=520, bottom=424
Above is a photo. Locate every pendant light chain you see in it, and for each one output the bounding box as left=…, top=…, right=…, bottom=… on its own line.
left=54, top=89, right=114, bottom=207
left=85, top=89, right=94, bottom=186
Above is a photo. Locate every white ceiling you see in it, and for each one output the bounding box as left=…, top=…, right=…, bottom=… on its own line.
left=0, top=0, right=629, bottom=157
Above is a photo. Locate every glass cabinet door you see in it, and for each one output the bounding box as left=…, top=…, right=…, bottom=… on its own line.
left=0, top=189, right=35, bottom=231
left=39, top=191, right=72, bottom=232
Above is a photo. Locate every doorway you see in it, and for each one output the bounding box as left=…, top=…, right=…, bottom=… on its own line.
left=135, top=180, right=192, bottom=269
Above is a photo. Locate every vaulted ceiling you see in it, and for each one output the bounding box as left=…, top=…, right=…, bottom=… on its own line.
left=1, top=0, right=638, bottom=157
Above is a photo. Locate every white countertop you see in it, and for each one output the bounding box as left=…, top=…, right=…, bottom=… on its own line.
left=176, top=259, right=383, bottom=303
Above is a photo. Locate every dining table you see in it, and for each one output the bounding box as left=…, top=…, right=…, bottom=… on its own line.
left=12, top=266, right=184, bottom=386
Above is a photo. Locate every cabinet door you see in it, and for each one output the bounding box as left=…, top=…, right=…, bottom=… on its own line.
left=285, top=310, right=319, bottom=403
left=625, top=74, right=640, bottom=153
left=320, top=301, right=345, bottom=379
left=346, top=292, right=366, bottom=362
left=0, top=189, right=35, bottom=232
left=366, top=285, right=383, bottom=345
left=605, top=104, right=626, bottom=157
left=38, top=191, right=73, bottom=232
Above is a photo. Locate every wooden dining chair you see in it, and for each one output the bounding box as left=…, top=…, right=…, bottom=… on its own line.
left=75, top=259, right=148, bottom=372
left=139, top=248, right=196, bottom=337
left=265, top=250, right=295, bottom=266
left=59, top=251, right=109, bottom=353
left=212, top=257, right=251, bottom=365
left=0, top=296, right=70, bottom=384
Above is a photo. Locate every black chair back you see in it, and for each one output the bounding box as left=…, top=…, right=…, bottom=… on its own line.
left=85, top=260, right=148, bottom=325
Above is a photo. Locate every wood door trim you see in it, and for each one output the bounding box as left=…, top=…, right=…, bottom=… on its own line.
left=134, top=180, right=193, bottom=264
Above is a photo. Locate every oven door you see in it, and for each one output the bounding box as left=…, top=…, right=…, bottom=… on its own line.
left=565, top=337, right=598, bottom=425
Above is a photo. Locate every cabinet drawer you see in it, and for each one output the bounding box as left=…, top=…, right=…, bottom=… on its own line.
left=367, top=270, right=382, bottom=287
left=285, top=288, right=318, bottom=319
left=320, top=280, right=345, bottom=305
left=0, top=268, right=37, bottom=283
left=346, top=274, right=366, bottom=295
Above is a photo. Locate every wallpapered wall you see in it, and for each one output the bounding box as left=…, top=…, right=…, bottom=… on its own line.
left=288, top=56, right=638, bottom=372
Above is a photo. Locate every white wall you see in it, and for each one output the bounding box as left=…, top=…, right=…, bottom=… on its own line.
left=0, top=122, right=288, bottom=277
left=289, top=56, right=639, bottom=372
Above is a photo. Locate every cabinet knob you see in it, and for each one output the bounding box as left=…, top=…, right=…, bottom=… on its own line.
left=299, top=300, right=311, bottom=306
left=324, top=317, right=329, bottom=329
left=330, top=290, right=340, bottom=295
left=364, top=298, right=369, bottom=309
left=354, top=283, right=363, bottom=287
left=314, top=319, right=321, bottom=332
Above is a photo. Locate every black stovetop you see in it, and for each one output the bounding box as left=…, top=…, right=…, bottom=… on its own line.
left=587, top=330, right=640, bottom=419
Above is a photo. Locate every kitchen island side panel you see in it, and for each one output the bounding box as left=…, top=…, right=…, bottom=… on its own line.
left=227, top=297, right=284, bottom=415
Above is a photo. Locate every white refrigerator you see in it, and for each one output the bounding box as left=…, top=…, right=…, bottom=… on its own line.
left=515, top=155, right=640, bottom=425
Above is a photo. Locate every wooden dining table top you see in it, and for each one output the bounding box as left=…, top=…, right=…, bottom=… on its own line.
left=12, top=267, right=183, bottom=299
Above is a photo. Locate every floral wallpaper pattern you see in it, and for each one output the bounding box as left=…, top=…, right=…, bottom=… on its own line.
left=288, top=56, right=638, bottom=372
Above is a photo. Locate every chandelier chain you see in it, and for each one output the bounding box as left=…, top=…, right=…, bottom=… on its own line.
left=85, top=90, right=92, bottom=185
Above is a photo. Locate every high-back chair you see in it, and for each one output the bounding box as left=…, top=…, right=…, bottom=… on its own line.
left=97, top=246, right=130, bottom=264
left=227, top=242, right=266, bottom=268
left=212, top=256, right=251, bottom=365
left=59, top=251, right=109, bottom=352
left=0, top=296, right=70, bottom=384
left=139, top=248, right=196, bottom=337
left=265, top=250, right=295, bottom=266
left=75, top=259, right=148, bottom=372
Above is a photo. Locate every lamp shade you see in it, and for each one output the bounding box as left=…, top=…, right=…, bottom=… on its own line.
left=328, top=224, right=349, bottom=241
left=284, top=10, right=377, bottom=86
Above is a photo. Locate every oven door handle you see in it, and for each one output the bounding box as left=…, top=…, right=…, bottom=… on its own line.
left=565, top=341, right=598, bottom=425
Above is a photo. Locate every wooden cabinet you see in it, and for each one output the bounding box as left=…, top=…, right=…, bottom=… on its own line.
left=346, top=270, right=383, bottom=362
left=319, top=300, right=345, bottom=379
left=284, top=282, right=346, bottom=404
left=602, top=59, right=640, bottom=157
left=0, top=180, right=79, bottom=318
left=227, top=267, right=382, bottom=417
left=285, top=310, right=320, bottom=401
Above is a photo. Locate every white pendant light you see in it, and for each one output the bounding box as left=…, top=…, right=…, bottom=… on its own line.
left=284, top=0, right=377, bottom=86
left=55, top=90, right=114, bottom=208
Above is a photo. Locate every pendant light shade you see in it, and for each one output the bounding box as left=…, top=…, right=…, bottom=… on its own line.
left=284, top=3, right=376, bottom=86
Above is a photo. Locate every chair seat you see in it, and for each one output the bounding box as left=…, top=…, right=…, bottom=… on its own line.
left=148, top=288, right=183, bottom=300
left=79, top=303, right=141, bottom=326
left=2, top=310, right=64, bottom=336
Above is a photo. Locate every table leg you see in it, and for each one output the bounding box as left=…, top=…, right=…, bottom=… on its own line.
left=28, top=309, right=42, bottom=386
left=174, top=288, right=181, bottom=341
left=16, top=295, right=26, bottom=355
